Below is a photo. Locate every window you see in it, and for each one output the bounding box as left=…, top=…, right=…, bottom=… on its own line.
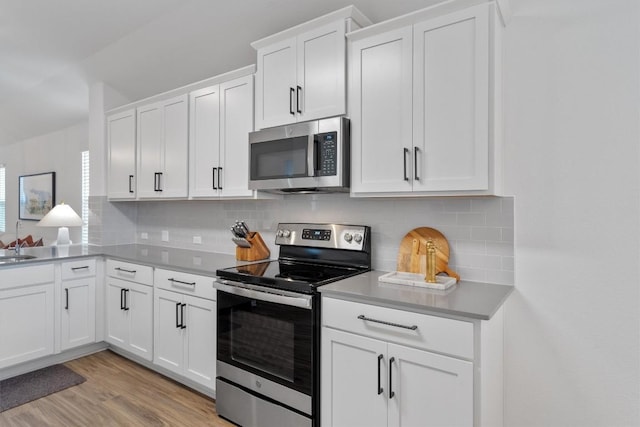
left=0, top=165, right=5, bottom=232
left=81, top=151, right=89, bottom=244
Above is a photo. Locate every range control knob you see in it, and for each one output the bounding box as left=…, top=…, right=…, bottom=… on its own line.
left=344, top=233, right=353, bottom=243
left=276, top=229, right=284, bottom=238
left=354, top=234, right=363, bottom=244
left=282, top=229, right=291, bottom=238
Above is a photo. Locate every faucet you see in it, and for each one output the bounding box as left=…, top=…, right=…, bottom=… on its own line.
left=15, top=220, right=21, bottom=254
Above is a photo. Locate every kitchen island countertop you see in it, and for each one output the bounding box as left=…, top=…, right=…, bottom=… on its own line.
left=319, top=270, right=513, bottom=320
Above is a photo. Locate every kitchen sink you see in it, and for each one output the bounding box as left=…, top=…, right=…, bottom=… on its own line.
left=0, top=254, right=37, bottom=263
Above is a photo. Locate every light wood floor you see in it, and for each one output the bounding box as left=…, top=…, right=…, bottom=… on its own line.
left=0, top=350, right=234, bottom=426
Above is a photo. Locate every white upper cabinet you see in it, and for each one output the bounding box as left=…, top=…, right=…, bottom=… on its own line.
left=253, top=6, right=370, bottom=130
left=189, top=85, right=221, bottom=197
left=256, top=37, right=298, bottom=128
left=349, top=27, right=414, bottom=194
left=349, top=2, right=505, bottom=196
left=413, top=5, right=490, bottom=192
left=107, top=109, right=137, bottom=199
left=219, top=75, right=254, bottom=197
left=189, top=72, right=255, bottom=199
left=137, top=94, right=189, bottom=199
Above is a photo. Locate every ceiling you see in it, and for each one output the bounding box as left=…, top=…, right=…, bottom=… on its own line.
left=0, top=0, right=441, bottom=146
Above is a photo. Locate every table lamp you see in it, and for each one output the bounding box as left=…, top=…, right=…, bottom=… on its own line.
left=37, top=202, right=83, bottom=245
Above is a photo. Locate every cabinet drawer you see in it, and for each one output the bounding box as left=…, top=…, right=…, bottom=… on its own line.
left=322, top=297, right=473, bottom=359
left=61, top=258, right=97, bottom=280
left=106, top=259, right=153, bottom=285
left=155, top=268, right=216, bottom=301
left=0, top=263, right=54, bottom=289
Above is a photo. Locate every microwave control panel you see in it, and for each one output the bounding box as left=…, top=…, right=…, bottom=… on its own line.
left=316, top=132, right=338, bottom=176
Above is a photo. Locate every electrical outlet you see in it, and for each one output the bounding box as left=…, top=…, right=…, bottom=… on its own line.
left=193, top=235, right=202, bottom=244
left=161, top=230, right=169, bottom=241
left=141, top=232, right=148, bottom=240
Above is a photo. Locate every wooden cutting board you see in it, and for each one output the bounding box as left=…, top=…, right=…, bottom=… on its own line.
left=396, top=227, right=460, bottom=281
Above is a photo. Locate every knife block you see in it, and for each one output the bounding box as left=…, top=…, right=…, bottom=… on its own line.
left=236, top=232, right=271, bottom=261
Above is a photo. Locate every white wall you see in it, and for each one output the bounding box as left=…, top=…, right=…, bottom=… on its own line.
left=0, top=122, right=88, bottom=245
left=503, top=0, right=639, bottom=425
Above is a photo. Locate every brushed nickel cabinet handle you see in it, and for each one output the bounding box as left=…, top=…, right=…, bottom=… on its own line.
left=357, top=314, right=418, bottom=330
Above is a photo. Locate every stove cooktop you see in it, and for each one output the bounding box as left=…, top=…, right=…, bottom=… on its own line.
left=216, top=223, right=372, bottom=294
left=216, top=259, right=368, bottom=294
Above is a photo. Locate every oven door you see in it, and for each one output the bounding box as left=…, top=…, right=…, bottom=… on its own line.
left=216, top=281, right=314, bottom=397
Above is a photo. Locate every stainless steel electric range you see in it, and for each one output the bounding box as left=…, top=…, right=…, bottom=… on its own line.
left=215, top=223, right=371, bottom=427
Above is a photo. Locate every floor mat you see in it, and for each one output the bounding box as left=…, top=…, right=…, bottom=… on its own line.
left=0, top=364, right=86, bottom=412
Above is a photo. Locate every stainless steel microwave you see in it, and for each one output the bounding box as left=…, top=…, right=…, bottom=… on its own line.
left=248, top=117, right=349, bottom=193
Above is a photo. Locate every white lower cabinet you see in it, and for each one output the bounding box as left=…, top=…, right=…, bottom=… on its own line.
left=154, top=269, right=216, bottom=390
left=60, top=259, right=97, bottom=351
left=105, top=261, right=154, bottom=361
left=322, top=297, right=498, bottom=427
left=322, top=328, right=472, bottom=427
left=0, top=264, right=55, bottom=369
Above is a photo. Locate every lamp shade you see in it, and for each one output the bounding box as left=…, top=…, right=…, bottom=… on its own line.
left=37, top=203, right=83, bottom=227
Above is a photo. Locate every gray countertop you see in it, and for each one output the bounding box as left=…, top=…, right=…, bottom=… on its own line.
left=0, top=244, right=256, bottom=277
left=3, top=244, right=512, bottom=320
left=319, top=270, right=513, bottom=320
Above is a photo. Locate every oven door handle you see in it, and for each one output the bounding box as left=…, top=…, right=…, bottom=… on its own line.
left=215, top=279, right=313, bottom=310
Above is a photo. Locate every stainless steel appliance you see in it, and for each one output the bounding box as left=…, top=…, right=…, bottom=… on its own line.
left=215, top=223, right=371, bottom=427
left=248, top=117, right=350, bottom=193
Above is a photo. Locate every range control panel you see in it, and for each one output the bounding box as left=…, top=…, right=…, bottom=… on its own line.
left=276, top=223, right=368, bottom=251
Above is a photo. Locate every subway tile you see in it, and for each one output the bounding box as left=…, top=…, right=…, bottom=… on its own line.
left=471, top=227, right=502, bottom=242
left=486, top=241, right=514, bottom=257
left=87, top=194, right=514, bottom=285
left=457, top=212, right=486, bottom=226
left=502, top=256, right=515, bottom=271
left=470, top=197, right=502, bottom=214
left=485, top=213, right=514, bottom=227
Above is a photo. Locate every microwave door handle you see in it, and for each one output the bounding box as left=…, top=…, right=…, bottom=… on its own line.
left=307, top=134, right=316, bottom=177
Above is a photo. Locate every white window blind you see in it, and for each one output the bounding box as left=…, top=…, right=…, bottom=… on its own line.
left=0, top=166, right=5, bottom=233
left=81, top=151, right=89, bottom=244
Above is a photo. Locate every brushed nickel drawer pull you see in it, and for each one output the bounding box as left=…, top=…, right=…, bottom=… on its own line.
left=115, top=267, right=136, bottom=274
left=169, top=278, right=196, bottom=286
left=357, top=314, right=418, bottom=331
left=71, top=266, right=90, bottom=271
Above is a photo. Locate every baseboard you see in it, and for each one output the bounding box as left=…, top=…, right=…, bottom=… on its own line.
left=0, top=342, right=108, bottom=381
left=107, top=346, right=217, bottom=399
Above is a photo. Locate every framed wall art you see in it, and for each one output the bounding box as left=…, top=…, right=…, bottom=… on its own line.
left=19, top=172, right=56, bottom=220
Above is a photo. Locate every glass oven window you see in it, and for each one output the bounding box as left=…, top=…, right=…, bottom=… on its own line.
left=250, top=136, right=308, bottom=180
left=218, top=291, right=313, bottom=395
left=231, top=310, right=295, bottom=382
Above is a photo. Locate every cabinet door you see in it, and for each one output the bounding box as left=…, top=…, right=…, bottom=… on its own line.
left=128, top=282, right=153, bottom=361
left=255, top=37, right=297, bottom=129
left=60, top=277, right=96, bottom=351
left=413, top=5, right=489, bottom=191
left=189, top=85, right=221, bottom=198
left=349, top=27, right=414, bottom=194
left=387, top=343, right=473, bottom=427
left=219, top=75, right=254, bottom=198
left=321, top=328, right=387, bottom=427
left=154, top=289, right=184, bottom=374
left=105, top=278, right=129, bottom=347
left=107, top=109, right=137, bottom=199
left=137, top=102, right=163, bottom=198
left=296, top=21, right=346, bottom=121
left=0, top=283, right=54, bottom=369
left=161, top=94, right=189, bottom=198
left=183, top=295, right=216, bottom=388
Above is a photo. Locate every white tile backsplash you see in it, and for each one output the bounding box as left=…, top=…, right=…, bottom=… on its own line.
left=90, top=194, right=515, bottom=285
